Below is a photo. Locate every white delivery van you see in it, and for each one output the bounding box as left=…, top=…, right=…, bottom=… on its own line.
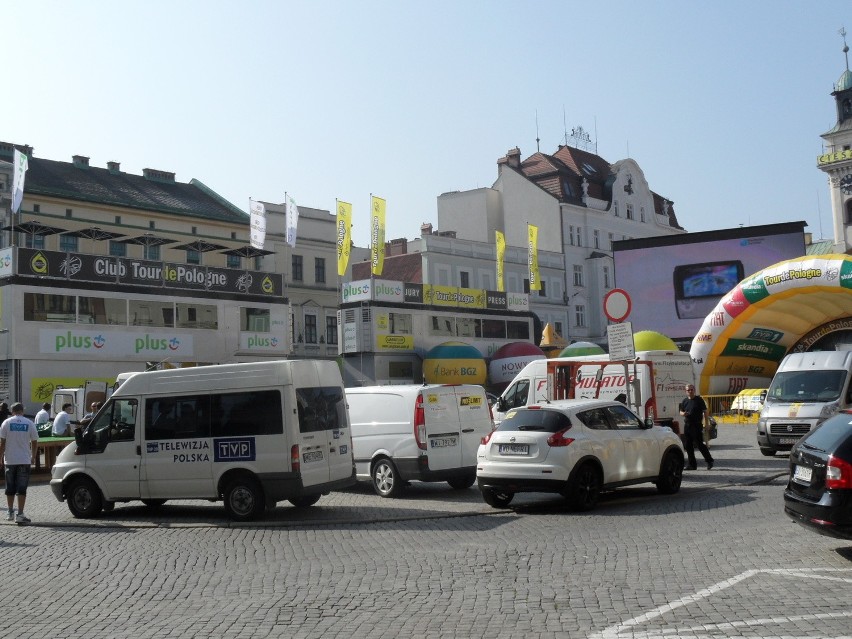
left=51, top=380, right=109, bottom=424
left=757, top=351, right=852, bottom=456
left=345, top=384, right=494, bottom=497
left=50, top=360, right=356, bottom=521
left=494, top=350, right=695, bottom=433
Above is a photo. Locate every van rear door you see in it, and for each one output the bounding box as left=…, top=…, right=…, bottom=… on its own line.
left=454, top=386, right=491, bottom=467
left=292, top=362, right=351, bottom=489
left=421, top=386, right=464, bottom=471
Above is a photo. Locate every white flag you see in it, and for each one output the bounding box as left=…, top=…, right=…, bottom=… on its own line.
left=285, top=193, right=300, bottom=247
left=11, top=149, right=28, bottom=214
left=249, top=199, right=266, bottom=249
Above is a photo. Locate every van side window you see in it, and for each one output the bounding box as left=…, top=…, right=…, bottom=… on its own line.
left=296, top=386, right=346, bottom=433
left=211, top=390, right=282, bottom=437
left=146, top=395, right=211, bottom=440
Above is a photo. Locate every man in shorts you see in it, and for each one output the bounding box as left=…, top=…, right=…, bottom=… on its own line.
left=0, top=402, right=39, bottom=524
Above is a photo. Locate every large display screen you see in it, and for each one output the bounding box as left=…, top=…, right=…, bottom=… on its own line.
left=613, top=222, right=806, bottom=341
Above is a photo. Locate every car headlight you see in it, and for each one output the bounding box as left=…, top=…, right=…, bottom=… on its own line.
left=818, top=401, right=840, bottom=423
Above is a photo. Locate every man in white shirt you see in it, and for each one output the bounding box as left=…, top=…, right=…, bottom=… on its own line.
left=52, top=403, right=74, bottom=436
left=34, top=403, right=51, bottom=428
left=0, top=402, right=39, bottom=524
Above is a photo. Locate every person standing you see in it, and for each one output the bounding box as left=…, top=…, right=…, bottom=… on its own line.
left=0, top=402, right=39, bottom=524
left=679, top=384, right=714, bottom=471
left=52, top=403, right=74, bottom=436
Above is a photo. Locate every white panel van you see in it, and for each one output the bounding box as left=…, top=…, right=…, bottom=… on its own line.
left=345, top=384, right=494, bottom=497
left=50, top=360, right=355, bottom=521
left=757, top=351, right=852, bottom=456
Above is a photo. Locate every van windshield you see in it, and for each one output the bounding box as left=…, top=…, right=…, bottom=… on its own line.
left=766, top=369, right=847, bottom=403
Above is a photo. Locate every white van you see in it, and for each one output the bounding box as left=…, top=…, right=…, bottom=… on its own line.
left=50, top=360, right=356, bottom=521
left=757, top=351, right=852, bottom=456
left=494, top=350, right=695, bottom=433
left=345, top=384, right=494, bottom=497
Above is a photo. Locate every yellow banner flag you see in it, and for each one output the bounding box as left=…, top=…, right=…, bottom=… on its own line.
left=495, top=230, right=506, bottom=292
left=528, top=224, right=540, bottom=291
left=336, top=200, right=352, bottom=276
left=371, top=195, right=386, bottom=276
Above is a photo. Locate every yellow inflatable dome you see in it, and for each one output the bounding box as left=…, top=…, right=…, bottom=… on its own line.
left=633, top=330, right=678, bottom=351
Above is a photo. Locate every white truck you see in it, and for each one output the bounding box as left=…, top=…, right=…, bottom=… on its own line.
left=494, top=350, right=696, bottom=434
left=757, top=351, right=852, bottom=456
left=51, top=380, right=109, bottom=425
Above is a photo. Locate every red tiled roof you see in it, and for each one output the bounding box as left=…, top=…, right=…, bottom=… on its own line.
left=352, top=252, right=423, bottom=283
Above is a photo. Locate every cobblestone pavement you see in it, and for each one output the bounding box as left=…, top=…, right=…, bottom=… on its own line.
left=2, top=424, right=850, bottom=638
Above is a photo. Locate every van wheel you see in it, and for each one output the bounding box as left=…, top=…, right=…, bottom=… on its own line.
left=141, top=499, right=167, bottom=509
left=372, top=458, right=403, bottom=498
left=447, top=475, right=476, bottom=490
left=67, top=477, right=104, bottom=518
left=656, top=450, right=684, bottom=494
left=481, top=487, right=514, bottom=508
left=289, top=495, right=321, bottom=508
left=760, top=447, right=776, bottom=457
left=565, top=463, right=602, bottom=511
left=223, top=476, right=266, bottom=521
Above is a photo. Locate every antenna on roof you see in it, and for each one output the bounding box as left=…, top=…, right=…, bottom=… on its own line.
left=594, top=117, right=598, bottom=154
left=563, top=106, right=568, bottom=146
left=841, top=27, right=850, bottom=71
left=535, top=110, right=540, bottom=152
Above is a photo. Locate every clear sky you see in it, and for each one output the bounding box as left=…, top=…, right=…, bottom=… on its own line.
left=5, top=1, right=850, bottom=247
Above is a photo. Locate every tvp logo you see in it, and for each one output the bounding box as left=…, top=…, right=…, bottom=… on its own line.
left=214, top=438, right=256, bottom=462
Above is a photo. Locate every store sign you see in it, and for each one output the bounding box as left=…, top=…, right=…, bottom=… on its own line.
left=40, top=329, right=194, bottom=356
left=239, top=333, right=286, bottom=351
left=0, top=248, right=13, bottom=278
left=817, top=149, right=852, bottom=165
left=17, top=248, right=283, bottom=297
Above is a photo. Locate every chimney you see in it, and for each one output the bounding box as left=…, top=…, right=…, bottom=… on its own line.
left=72, top=155, right=90, bottom=168
left=143, top=168, right=176, bottom=183
left=420, top=222, right=433, bottom=235
left=107, top=161, right=121, bottom=174
left=501, top=147, right=521, bottom=169
left=386, top=238, right=408, bottom=256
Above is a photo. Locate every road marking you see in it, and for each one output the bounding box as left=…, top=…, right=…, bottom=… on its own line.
left=590, top=568, right=852, bottom=639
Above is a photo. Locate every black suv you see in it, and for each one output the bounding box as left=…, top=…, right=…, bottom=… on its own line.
left=784, top=410, right=852, bottom=540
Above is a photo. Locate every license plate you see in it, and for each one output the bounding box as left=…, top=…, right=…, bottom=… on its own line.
left=302, top=450, right=324, bottom=463
left=793, top=465, right=812, bottom=484
left=498, top=443, right=529, bottom=456
left=778, top=437, right=799, bottom=444
left=430, top=437, right=457, bottom=448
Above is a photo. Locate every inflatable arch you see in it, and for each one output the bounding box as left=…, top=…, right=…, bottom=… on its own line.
left=690, top=254, right=852, bottom=395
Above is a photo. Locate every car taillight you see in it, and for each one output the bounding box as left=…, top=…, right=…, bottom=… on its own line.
left=825, top=454, right=852, bottom=490
left=481, top=431, right=494, bottom=446
left=547, top=428, right=575, bottom=447
left=414, top=393, right=427, bottom=450
left=291, top=445, right=300, bottom=472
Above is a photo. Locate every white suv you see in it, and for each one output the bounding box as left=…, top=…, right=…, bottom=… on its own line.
left=476, top=399, right=685, bottom=510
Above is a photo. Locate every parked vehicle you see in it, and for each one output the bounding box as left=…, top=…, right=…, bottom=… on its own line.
left=757, top=351, right=852, bottom=456
left=784, top=410, right=852, bottom=540
left=477, top=399, right=685, bottom=510
left=50, top=360, right=355, bottom=521
left=494, top=350, right=695, bottom=433
left=51, top=380, right=109, bottom=426
left=345, top=384, right=493, bottom=497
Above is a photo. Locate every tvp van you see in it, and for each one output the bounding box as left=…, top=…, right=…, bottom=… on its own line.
left=345, top=384, right=494, bottom=497
left=757, top=351, right=852, bottom=456
left=50, top=360, right=355, bottom=521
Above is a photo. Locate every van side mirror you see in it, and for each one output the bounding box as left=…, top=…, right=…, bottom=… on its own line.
left=759, top=390, right=767, bottom=403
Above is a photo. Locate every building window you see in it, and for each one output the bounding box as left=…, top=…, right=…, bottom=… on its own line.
left=555, top=321, right=563, bottom=337
left=640, top=207, right=646, bottom=222
left=315, top=257, right=326, bottom=284
left=78, top=296, right=127, bottom=325
left=149, top=221, right=156, bottom=229
left=539, top=280, right=547, bottom=297
left=24, top=234, right=45, bottom=249
left=326, top=316, right=338, bottom=345
left=304, top=314, right=318, bottom=343
left=575, top=304, right=586, bottom=328
left=242, top=307, right=270, bottom=332
left=573, top=264, right=584, bottom=287
left=574, top=227, right=582, bottom=246
left=109, top=241, right=126, bottom=257
left=568, top=225, right=575, bottom=246
left=226, top=254, right=241, bottom=269
left=177, top=303, right=217, bottom=329
left=603, top=266, right=611, bottom=289
left=186, top=249, right=200, bottom=265
left=614, top=202, right=619, bottom=217
left=429, top=315, right=456, bottom=337
left=59, top=234, right=78, bottom=253
left=23, top=293, right=76, bottom=322
left=523, top=279, right=530, bottom=294
left=145, top=245, right=160, bottom=261
left=292, top=255, right=303, bottom=281
left=129, top=300, right=174, bottom=327
left=114, top=215, right=120, bottom=224
left=846, top=200, right=852, bottom=225
left=626, top=204, right=634, bottom=220
left=191, top=226, right=197, bottom=235
left=593, top=229, right=600, bottom=249
left=608, top=233, right=614, bottom=249
left=33, top=204, right=40, bottom=213
left=389, top=312, right=412, bottom=334
left=65, top=208, right=72, bottom=218
left=460, top=271, right=470, bottom=288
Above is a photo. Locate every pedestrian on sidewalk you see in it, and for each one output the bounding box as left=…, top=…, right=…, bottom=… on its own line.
left=0, top=402, right=39, bottom=524
left=679, top=384, right=714, bottom=471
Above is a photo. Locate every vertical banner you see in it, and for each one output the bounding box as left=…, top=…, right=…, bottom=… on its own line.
left=336, top=200, right=352, bottom=276
left=528, top=223, right=540, bottom=291
left=495, top=230, right=506, bottom=292
left=285, top=193, right=300, bottom=247
left=249, top=199, right=266, bottom=249
left=11, top=149, right=28, bottom=214
left=370, top=195, right=386, bottom=277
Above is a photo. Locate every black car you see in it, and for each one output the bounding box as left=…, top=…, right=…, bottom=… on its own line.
left=784, top=410, right=852, bottom=540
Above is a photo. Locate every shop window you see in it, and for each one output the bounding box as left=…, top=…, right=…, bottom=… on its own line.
left=242, top=307, right=270, bottom=332
left=177, top=303, right=217, bottom=329
left=24, top=293, right=76, bottom=322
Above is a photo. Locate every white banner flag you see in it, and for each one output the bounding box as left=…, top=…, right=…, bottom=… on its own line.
left=249, top=199, right=266, bottom=249
left=11, top=149, right=28, bottom=214
left=285, top=193, right=299, bottom=247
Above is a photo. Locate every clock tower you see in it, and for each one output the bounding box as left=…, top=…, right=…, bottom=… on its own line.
left=818, top=29, right=852, bottom=254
